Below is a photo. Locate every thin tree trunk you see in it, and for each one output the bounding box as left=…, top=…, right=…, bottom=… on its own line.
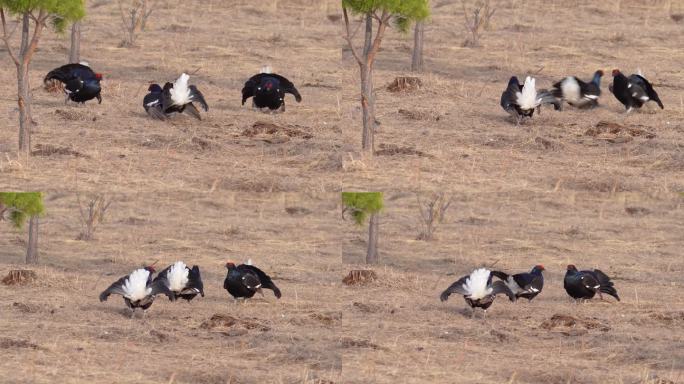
left=360, top=64, right=374, bottom=153
left=411, top=21, right=425, bottom=72
left=366, top=212, right=379, bottom=264
left=69, top=21, right=81, bottom=63
left=25, top=216, right=39, bottom=264
left=17, top=64, right=31, bottom=152
left=360, top=14, right=375, bottom=154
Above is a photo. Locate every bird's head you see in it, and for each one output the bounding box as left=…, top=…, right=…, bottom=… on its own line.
left=144, top=265, right=156, bottom=274
left=595, top=70, right=604, bottom=77
left=566, top=264, right=578, bottom=272
left=95, top=73, right=103, bottom=81
left=533, top=264, right=545, bottom=272
left=225, top=261, right=236, bottom=269
left=611, top=69, right=621, bottom=77
left=507, top=76, right=520, bottom=87
left=264, top=80, right=274, bottom=91
left=148, top=84, right=162, bottom=92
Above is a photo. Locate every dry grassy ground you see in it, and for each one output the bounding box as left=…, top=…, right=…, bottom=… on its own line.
left=1, top=0, right=683, bottom=383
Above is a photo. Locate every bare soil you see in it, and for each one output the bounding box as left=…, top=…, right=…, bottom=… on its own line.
left=1, top=0, right=683, bottom=383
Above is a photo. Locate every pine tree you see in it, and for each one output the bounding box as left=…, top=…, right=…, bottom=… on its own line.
left=0, top=0, right=85, bottom=154
left=342, top=0, right=429, bottom=155
left=342, top=192, right=384, bottom=264
left=0, top=192, right=45, bottom=263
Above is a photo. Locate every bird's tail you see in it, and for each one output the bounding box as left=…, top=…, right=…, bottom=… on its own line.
left=187, top=265, right=204, bottom=297
left=490, top=270, right=510, bottom=281
left=260, top=65, right=272, bottom=74
left=594, top=269, right=620, bottom=301
left=44, top=67, right=72, bottom=84
left=516, top=76, right=538, bottom=110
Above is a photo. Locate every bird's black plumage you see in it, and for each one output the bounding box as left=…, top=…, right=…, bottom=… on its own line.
left=241, top=72, right=301, bottom=112
left=440, top=268, right=516, bottom=311
left=610, top=69, right=663, bottom=112
left=223, top=262, right=281, bottom=300
left=99, top=266, right=175, bottom=311
left=143, top=84, right=166, bottom=120
left=153, top=263, right=205, bottom=302
left=564, top=265, right=620, bottom=301
left=45, top=63, right=103, bottom=104
left=491, top=265, right=545, bottom=301
left=500, top=76, right=560, bottom=124
left=552, top=70, right=603, bottom=109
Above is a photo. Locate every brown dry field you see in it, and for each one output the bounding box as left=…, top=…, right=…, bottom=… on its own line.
left=1, top=0, right=684, bottom=383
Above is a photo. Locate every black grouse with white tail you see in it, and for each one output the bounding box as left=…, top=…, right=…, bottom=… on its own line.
left=241, top=67, right=302, bottom=112
left=99, top=266, right=175, bottom=312
left=154, top=73, right=208, bottom=120
left=552, top=70, right=603, bottom=109
left=153, top=261, right=204, bottom=302
left=44, top=63, right=103, bottom=104
left=440, top=268, right=516, bottom=312
left=491, top=265, right=545, bottom=302
left=610, top=69, right=663, bottom=112
left=223, top=261, right=282, bottom=300
left=500, top=76, right=561, bottom=123
left=563, top=265, right=620, bottom=301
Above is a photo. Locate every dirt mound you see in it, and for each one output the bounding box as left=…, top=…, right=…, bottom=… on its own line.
left=398, top=108, right=441, bottom=121
left=2, top=270, right=37, bottom=286
left=200, top=314, right=270, bottom=335
left=32, top=144, right=89, bottom=158
left=54, top=109, right=96, bottom=122
left=584, top=121, right=656, bottom=143
left=375, top=143, right=432, bottom=158
left=0, top=338, right=41, bottom=350
left=340, top=337, right=386, bottom=351
left=387, top=76, right=422, bottom=92
left=241, top=121, right=313, bottom=143
left=540, top=314, right=611, bottom=336
left=342, top=270, right=377, bottom=285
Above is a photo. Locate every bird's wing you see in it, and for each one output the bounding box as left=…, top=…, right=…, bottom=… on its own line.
left=241, top=75, right=264, bottom=105
left=99, top=275, right=129, bottom=302
left=490, top=270, right=510, bottom=281
left=184, top=265, right=204, bottom=297
left=241, top=272, right=262, bottom=290
left=188, top=85, right=208, bottom=111
left=148, top=275, right=176, bottom=301
left=578, top=273, right=600, bottom=292
left=491, top=280, right=516, bottom=302
left=152, top=265, right=171, bottom=284
left=183, top=103, right=202, bottom=120
left=537, top=89, right=562, bottom=111
left=269, top=74, right=302, bottom=102
left=440, top=275, right=469, bottom=301
left=515, top=274, right=543, bottom=295
left=630, top=75, right=663, bottom=109
left=240, top=265, right=281, bottom=298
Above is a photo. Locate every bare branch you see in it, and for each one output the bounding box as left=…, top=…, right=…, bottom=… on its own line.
left=0, top=8, right=20, bottom=66
left=342, top=6, right=363, bottom=65
left=366, top=10, right=389, bottom=68
left=22, top=9, right=47, bottom=66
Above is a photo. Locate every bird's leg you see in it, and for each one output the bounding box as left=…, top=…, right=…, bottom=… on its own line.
left=483, top=309, right=487, bottom=321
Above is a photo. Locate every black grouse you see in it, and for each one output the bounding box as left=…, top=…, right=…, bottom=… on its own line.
left=241, top=67, right=302, bottom=112
left=552, top=70, right=603, bottom=109
left=99, top=266, right=175, bottom=314
left=223, top=260, right=282, bottom=300
left=44, top=62, right=103, bottom=104
left=564, top=265, right=620, bottom=301
left=440, top=268, right=515, bottom=314
left=610, top=69, right=664, bottom=112
left=500, top=76, right=561, bottom=124
left=491, top=265, right=545, bottom=301
left=153, top=261, right=204, bottom=302
left=152, top=73, right=208, bottom=120
left=143, top=84, right=166, bottom=120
